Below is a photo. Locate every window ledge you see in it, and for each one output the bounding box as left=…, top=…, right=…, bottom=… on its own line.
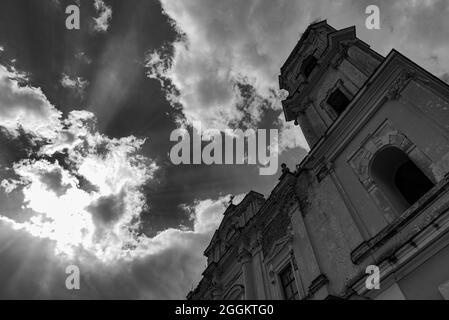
left=351, top=174, right=449, bottom=264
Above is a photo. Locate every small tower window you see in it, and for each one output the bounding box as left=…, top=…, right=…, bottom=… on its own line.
left=327, top=88, right=350, bottom=116
left=301, top=55, right=317, bottom=78
left=371, top=147, right=435, bottom=214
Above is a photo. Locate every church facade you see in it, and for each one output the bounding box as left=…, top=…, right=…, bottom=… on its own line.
left=187, top=21, right=449, bottom=300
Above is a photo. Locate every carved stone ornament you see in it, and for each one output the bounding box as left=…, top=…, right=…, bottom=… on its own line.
left=331, top=42, right=350, bottom=69
left=386, top=71, right=417, bottom=101
left=316, top=162, right=332, bottom=182
left=348, top=120, right=414, bottom=188
left=237, top=248, right=252, bottom=264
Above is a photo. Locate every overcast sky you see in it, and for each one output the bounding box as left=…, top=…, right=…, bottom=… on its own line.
left=0, top=0, right=448, bottom=299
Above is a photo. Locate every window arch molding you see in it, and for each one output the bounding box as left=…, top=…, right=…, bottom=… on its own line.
left=349, top=121, right=436, bottom=221
left=369, top=146, right=435, bottom=214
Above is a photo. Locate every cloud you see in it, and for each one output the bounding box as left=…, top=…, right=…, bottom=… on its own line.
left=0, top=65, right=62, bottom=139
left=277, top=114, right=310, bottom=151
left=186, top=193, right=245, bottom=234
left=75, top=51, right=92, bottom=65
left=0, top=193, right=238, bottom=299
left=2, top=108, right=157, bottom=259
left=0, top=60, right=239, bottom=298
left=93, top=0, right=112, bottom=33
left=343, top=0, right=449, bottom=78
left=4, top=0, right=449, bottom=299
left=147, top=0, right=449, bottom=152
left=60, top=73, right=89, bottom=97
left=145, top=0, right=319, bottom=150
left=442, top=73, right=449, bottom=84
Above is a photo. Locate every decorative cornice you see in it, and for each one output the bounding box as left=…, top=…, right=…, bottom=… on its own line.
left=331, top=42, right=350, bottom=69
left=348, top=194, right=449, bottom=297
left=386, top=70, right=417, bottom=100
left=304, top=274, right=329, bottom=299
left=385, top=69, right=430, bottom=101
left=263, top=235, right=292, bottom=264
left=351, top=175, right=449, bottom=264
left=249, top=228, right=264, bottom=252
left=237, top=248, right=252, bottom=264
left=316, top=161, right=333, bottom=182
left=202, top=261, right=218, bottom=279
left=290, top=249, right=299, bottom=271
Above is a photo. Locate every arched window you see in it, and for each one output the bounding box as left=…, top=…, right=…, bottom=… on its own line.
left=300, top=55, right=317, bottom=78
left=370, top=147, right=435, bottom=214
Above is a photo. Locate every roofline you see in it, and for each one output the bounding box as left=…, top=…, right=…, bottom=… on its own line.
left=281, top=25, right=359, bottom=122
left=280, top=20, right=335, bottom=72
left=203, top=190, right=265, bottom=255
left=294, top=49, right=396, bottom=170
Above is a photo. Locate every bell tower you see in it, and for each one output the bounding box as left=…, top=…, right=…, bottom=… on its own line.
left=279, top=20, right=384, bottom=147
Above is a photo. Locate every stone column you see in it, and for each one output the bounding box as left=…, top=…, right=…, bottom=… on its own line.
left=328, top=164, right=370, bottom=240
left=238, top=248, right=257, bottom=300
left=251, top=231, right=269, bottom=299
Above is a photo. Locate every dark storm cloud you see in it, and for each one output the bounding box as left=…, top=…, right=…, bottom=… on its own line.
left=1, top=0, right=447, bottom=300
left=0, top=194, right=233, bottom=299
left=39, top=167, right=70, bottom=197
left=88, top=191, right=126, bottom=227
left=0, top=12, right=240, bottom=299
left=0, top=0, right=301, bottom=239
left=0, top=127, right=41, bottom=167
left=0, top=0, right=185, bottom=233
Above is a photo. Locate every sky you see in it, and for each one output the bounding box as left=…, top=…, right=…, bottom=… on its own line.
left=0, top=0, right=448, bottom=299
